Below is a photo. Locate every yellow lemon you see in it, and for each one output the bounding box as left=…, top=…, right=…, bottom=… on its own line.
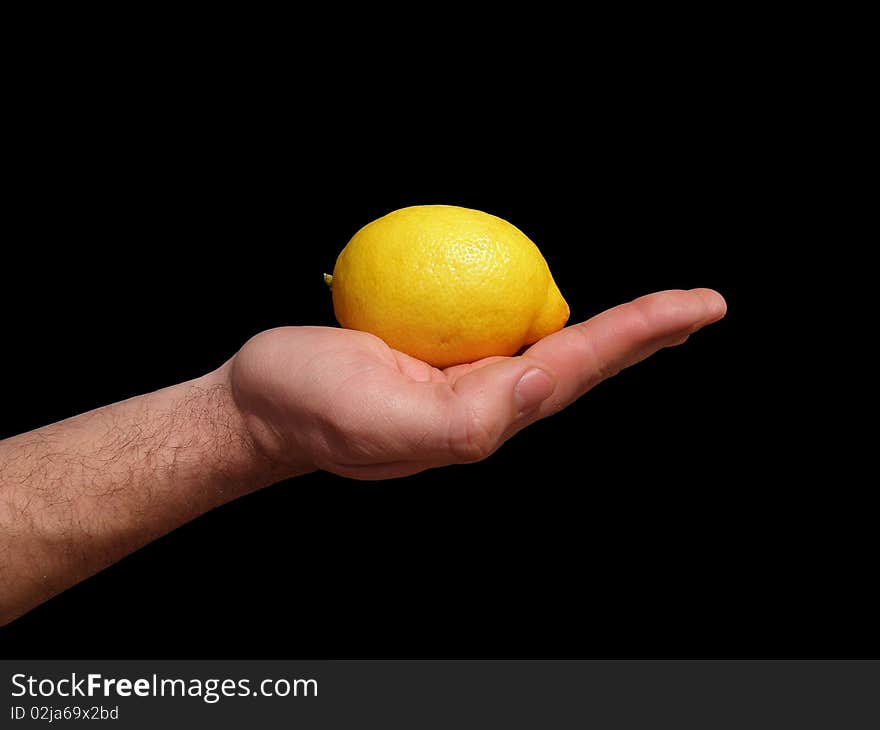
left=327, top=205, right=569, bottom=368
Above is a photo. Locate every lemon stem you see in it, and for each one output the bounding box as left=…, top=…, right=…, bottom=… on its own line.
left=323, top=273, right=333, bottom=288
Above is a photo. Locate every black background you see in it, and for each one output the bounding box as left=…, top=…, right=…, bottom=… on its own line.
left=0, top=30, right=867, bottom=659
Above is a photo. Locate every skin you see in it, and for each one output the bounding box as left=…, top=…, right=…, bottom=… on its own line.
left=0, top=288, right=725, bottom=625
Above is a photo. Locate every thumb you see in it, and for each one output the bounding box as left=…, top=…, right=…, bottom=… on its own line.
left=449, top=357, right=557, bottom=462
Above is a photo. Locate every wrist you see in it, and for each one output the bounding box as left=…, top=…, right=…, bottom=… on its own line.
left=204, top=360, right=315, bottom=485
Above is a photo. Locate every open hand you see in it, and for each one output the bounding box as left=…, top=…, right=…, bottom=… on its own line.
left=229, top=289, right=726, bottom=480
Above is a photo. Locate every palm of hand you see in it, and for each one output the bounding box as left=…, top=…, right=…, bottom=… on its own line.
left=230, top=289, right=726, bottom=480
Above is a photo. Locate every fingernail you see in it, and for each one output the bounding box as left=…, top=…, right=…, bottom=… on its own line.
left=515, top=368, right=555, bottom=416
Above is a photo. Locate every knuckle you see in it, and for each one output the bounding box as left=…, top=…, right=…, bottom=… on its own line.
left=628, top=298, right=661, bottom=338
left=572, top=325, right=615, bottom=383
left=449, top=406, right=495, bottom=463
left=639, top=291, right=692, bottom=330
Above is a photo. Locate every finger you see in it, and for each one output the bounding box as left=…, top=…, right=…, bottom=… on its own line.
left=442, top=355, right=509, bottom=381
left=427, top=289, right=725, bottom=464
left=523, top=288, right=726, bottom=417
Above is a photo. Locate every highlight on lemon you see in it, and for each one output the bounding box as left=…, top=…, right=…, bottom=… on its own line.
left=326, top=205, right=569, bottom=369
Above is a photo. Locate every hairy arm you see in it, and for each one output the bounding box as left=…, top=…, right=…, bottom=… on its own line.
left=0, top=363, right=299, bottom=625
left=0, top=289, right=726, bottom=626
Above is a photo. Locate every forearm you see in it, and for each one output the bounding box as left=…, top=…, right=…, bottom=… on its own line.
left=0, top=362, right=303, bottom=625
